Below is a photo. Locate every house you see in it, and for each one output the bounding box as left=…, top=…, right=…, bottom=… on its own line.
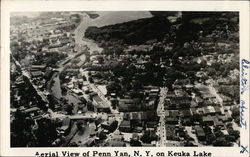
left=166, top=125, right=176, bottom=140
left=190, top=108, right=199, bottom=116
left=202, top=115, right=214, bottom=126
left=170, top=97, right=191, bottom=109
left=147, top=121, right=158, bottom=129
left=213, top=117, right=224, bottom=127
left=134, top=126, right=144, bottom=133
left=148, top=92, right=158, bottom=99
left=119, top=120, right=132, bottom=132
left=203, top=106, right=216, bottom=116
left=220, top=94, right=233, bottom=106
left=196, top=108, right=205, bottom=115
left=31, top=65, right=47, bottom=71
left=101, top=119, right=116, bottom=132
left=31, top=71, right=43, bottom=78
left=225, top=112, right=233, bottom=121
left=174, top=89, right=189, bottom=97
left=166, top=117, right=178, bottom=125
left=217, top=115, right=229, bottom=122
left=203, top=106, right=212, bottom=115
left=125, top=111, right=157, bottom=128
left=201, top=93, right=216, bottom=100
left=92, top=95, right=110, bottom=113
left=165, top=110, right=179, bottom=118
left=194, top=125, right=205, bottom=141
left=65, top=69, right=79, bottom=76
left=118, top=99, right=141, bottom=112
left=195, top=96, right=204, bottom=106
left=217, top=78, right=231, bottom=85
left=164, top=99, right=172, bottom=110
left=180, top=109, right=193, bottom=118
left=166, top=91, right=176, bottom=98
left=214, top=106, right=222, bottom=115
left=221, top=130, right=229, bottom=136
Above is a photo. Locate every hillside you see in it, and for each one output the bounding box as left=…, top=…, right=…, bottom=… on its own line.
left=85, top=16, right=171, bottom=45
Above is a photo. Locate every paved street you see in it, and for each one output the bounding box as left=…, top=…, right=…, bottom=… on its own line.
left=156, top=87, right=167, bottom=147
left=11, top=54, right=49, bottom=103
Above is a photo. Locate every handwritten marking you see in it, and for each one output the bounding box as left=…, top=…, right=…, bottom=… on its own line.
left=240, top=100, right=247, bottom=129
left=240, top=145, right=249, bottom=153
left=241, top=59, right=249, bottom=94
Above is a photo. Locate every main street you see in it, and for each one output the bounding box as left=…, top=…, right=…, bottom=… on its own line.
left=11, top=54, right=49, bottom=104
left=156, top=87, right=168, bottom=147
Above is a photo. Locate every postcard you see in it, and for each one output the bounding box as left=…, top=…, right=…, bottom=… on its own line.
left=1, top=0, right=249, bottom=157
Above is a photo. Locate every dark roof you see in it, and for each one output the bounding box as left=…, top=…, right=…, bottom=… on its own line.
left=166, top=91, right=176, bottom=97
left=104, top=61, right=119, bottom=68
left=166, top=125, right=176, bottom=137
left=147, top=121, right=158, bottom=128
left=165, top=110, right=179, bottom=117
left=118, top=99, right=141, bottom=112
left=170, top=97, right=191, bottom=105
left=131, top=112, right=139, bottom=120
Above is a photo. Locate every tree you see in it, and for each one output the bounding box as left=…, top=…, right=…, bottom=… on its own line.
left=66, top=104, right=74, bottom=115
left=76, top=121, right=84, bottom=132
left=212, top=137, right=232, bottom=146
left=140, top=130, right=158, bottom=144
left=109, top=121, right=118, bottom=133
left=68, top=142, right=78, bottom=147
left=87, top=101, right=94, bottom=111
left=228, top=129, right=240, bottom=140
left=35, top=119, right=58, bottom=147
left=130, top=139, right=142, bottom=146
left=206, top=133, right=216, bottom=145
left=207, top=67, right=217, bottom=76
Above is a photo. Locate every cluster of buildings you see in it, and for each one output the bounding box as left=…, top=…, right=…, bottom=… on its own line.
left=163, top=78, right=239, bottom=146
left=10, top=11, right=240, bottom=147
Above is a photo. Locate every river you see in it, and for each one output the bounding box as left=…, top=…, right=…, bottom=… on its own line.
left=50, top=11, right=152, bottom=113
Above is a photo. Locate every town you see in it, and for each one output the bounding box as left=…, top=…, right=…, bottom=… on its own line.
left=10, top=11, right=240, bottom=147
